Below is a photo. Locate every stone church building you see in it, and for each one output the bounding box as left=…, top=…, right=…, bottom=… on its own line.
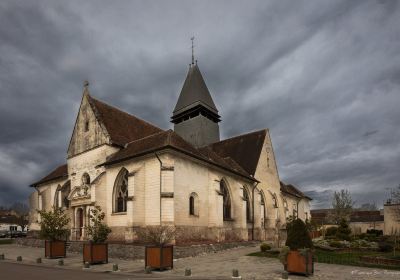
left=29, top=60, right=311, bottom=243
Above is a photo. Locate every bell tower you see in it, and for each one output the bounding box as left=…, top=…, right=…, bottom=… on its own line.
left=171, top=40, right=220, bottom=148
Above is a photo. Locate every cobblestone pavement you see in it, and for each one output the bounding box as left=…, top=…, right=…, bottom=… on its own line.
left=1, top=244, right=399, bottom=279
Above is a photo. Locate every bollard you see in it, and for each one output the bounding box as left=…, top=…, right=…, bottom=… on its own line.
left=58, top=259, right=64, bottom=266
left=232, top=269, right=241, bottom=279
left=281, top=271, right=288, bottom=279
left=185, top=268, right=192, bottom=276
left=0, top=254, right=4, bottom=260
left=17, top=256, right=22, bottom=262
left=145, top=266, right=152, bottom=274
left=112, top=263, right=119, bottom=272
left=36, top=258, right=42, bottom=264
left=83, top=262, right=90, bottom=269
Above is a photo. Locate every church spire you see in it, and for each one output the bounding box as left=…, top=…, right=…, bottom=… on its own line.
left=171, top=44, right=221, bottom=148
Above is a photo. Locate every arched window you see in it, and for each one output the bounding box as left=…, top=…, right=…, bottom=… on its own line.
left=220, top=180, right=231, bottom=220
left=82, top=173, right=90, bottom=185
left=113, top=168, right=128, bottom=213
left=260, top=191, right=266, bottom=223
left=189, top=192, right=199, bottom=216
left=243, top=187, right=251, bottom=223
left=54, top=181, right=71, bottom=209
left=283, top=199, right=289, bottom=218
left=272, top=193, right=278, bottom=208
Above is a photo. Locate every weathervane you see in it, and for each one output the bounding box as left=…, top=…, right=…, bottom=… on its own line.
left=191, top=36, right=195, bottom=65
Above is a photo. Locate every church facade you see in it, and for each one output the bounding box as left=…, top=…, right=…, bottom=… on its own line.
left=28, top=61, right=311, bottom=243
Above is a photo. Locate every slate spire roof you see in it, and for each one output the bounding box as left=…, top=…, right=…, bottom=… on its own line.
left=172, top=64, right=219, bottom=117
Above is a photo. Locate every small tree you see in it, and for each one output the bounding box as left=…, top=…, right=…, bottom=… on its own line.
left=329, top=189, right=354, bottom=224
left=335, top=218, right=351, bottom=241
left=285, top=218, right=313, bottom=250
left=38, top=207, right=70, bottom=241
left=86, top=206, right=111, bottom=243
left=135, top=225, right=175, bottom=246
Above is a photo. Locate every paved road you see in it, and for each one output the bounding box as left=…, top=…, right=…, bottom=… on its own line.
left=0, top=262, right=175, bottom=280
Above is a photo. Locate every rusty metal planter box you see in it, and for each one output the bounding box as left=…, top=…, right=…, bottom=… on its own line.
left=145, top=245, right=173, bottom=270
left=286, top=250, right=313, bottom=276
left=83, top=243, right=108, bottom=264
left=45, top=240, right=66, bottom=259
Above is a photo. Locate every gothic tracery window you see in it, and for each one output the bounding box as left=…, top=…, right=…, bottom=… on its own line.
left=220, top=180, right=231, bottom=220
left=113, top=168, right=128, bottom=213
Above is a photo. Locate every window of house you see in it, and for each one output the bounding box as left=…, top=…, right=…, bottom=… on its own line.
left=220, top=180, right=231, bottom=220
left=113, top=168, right=128, bottom=213
left=85, top=121, right=89, bottom=132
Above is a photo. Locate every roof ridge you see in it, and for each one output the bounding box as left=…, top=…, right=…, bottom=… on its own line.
left=214, top=128, right=268, bottom=145
left=124, top=130, right=167, bottom=147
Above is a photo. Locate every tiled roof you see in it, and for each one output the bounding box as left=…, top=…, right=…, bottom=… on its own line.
left=88, top=95, right=163, bottom=146
left=208, top=129, right=267, bottom=176
left=280, top=181, right=311, bottom=200
left=105, top=130, right=257, bottom=182
left=31, top=164, right=68, bottom=187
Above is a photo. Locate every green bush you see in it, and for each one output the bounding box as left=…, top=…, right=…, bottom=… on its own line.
left=366, top=229, right=383, bottom=236
left=285, top=218, right=313, bottom=250
left=378, top=241, right=393, bottom=252
left=335, top=219, right=351, bottom=241
left=329, top=240, right=344, bottom=248
left=86, top=206, right=111, bottom=243
left=357, top=233, right=366, bottom=240
left=38, top=207, right=70, bottom=241
left=364, top=234, right=379, bottom=242
left=325, top=227, right=337, bottom=236
left=260, top=243, right=271, bottom=252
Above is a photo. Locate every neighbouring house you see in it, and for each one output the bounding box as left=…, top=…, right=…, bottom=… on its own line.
left=310, top=209, right=385, bottom=234
left=383, top=202, right=400, bottom=235
left=28, top=59, right=311, bottom=243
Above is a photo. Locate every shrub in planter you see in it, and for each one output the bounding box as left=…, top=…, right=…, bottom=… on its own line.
left=136, top=226, right=175, bottom=270
left=335, top=219, right=351, bottom=241
left=260, top=243, right=271, bottom=252
left=83, top=206, right=111, bottom=264
left=38, top=207, right=70, bottom=258
left=284, top=218, right=314, bottom=276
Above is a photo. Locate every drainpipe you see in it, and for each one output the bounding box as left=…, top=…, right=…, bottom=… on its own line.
left=155, top=153, right=163, bottom=225
left=252, top=181, right=259, bottom=241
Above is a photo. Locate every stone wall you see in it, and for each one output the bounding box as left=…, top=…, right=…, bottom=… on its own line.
left=14, top=238, right=258, bottom=260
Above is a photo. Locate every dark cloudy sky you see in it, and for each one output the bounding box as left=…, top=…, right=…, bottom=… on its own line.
left=1, top=0, right=399, bottom=209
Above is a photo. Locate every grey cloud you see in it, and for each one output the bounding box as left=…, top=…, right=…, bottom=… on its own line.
left=0, top=0, right=399, bottom=208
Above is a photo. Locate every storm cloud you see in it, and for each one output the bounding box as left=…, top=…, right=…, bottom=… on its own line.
left=0, top=0, right=399, bottom=208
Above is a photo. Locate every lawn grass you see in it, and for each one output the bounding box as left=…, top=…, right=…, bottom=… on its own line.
left=0, top=239, right=13, bottom=245
left=247, top=249, right=400, bottom=270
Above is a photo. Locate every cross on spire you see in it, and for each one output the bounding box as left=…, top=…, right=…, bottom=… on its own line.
left=191, top=36, right=195, bottom=65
